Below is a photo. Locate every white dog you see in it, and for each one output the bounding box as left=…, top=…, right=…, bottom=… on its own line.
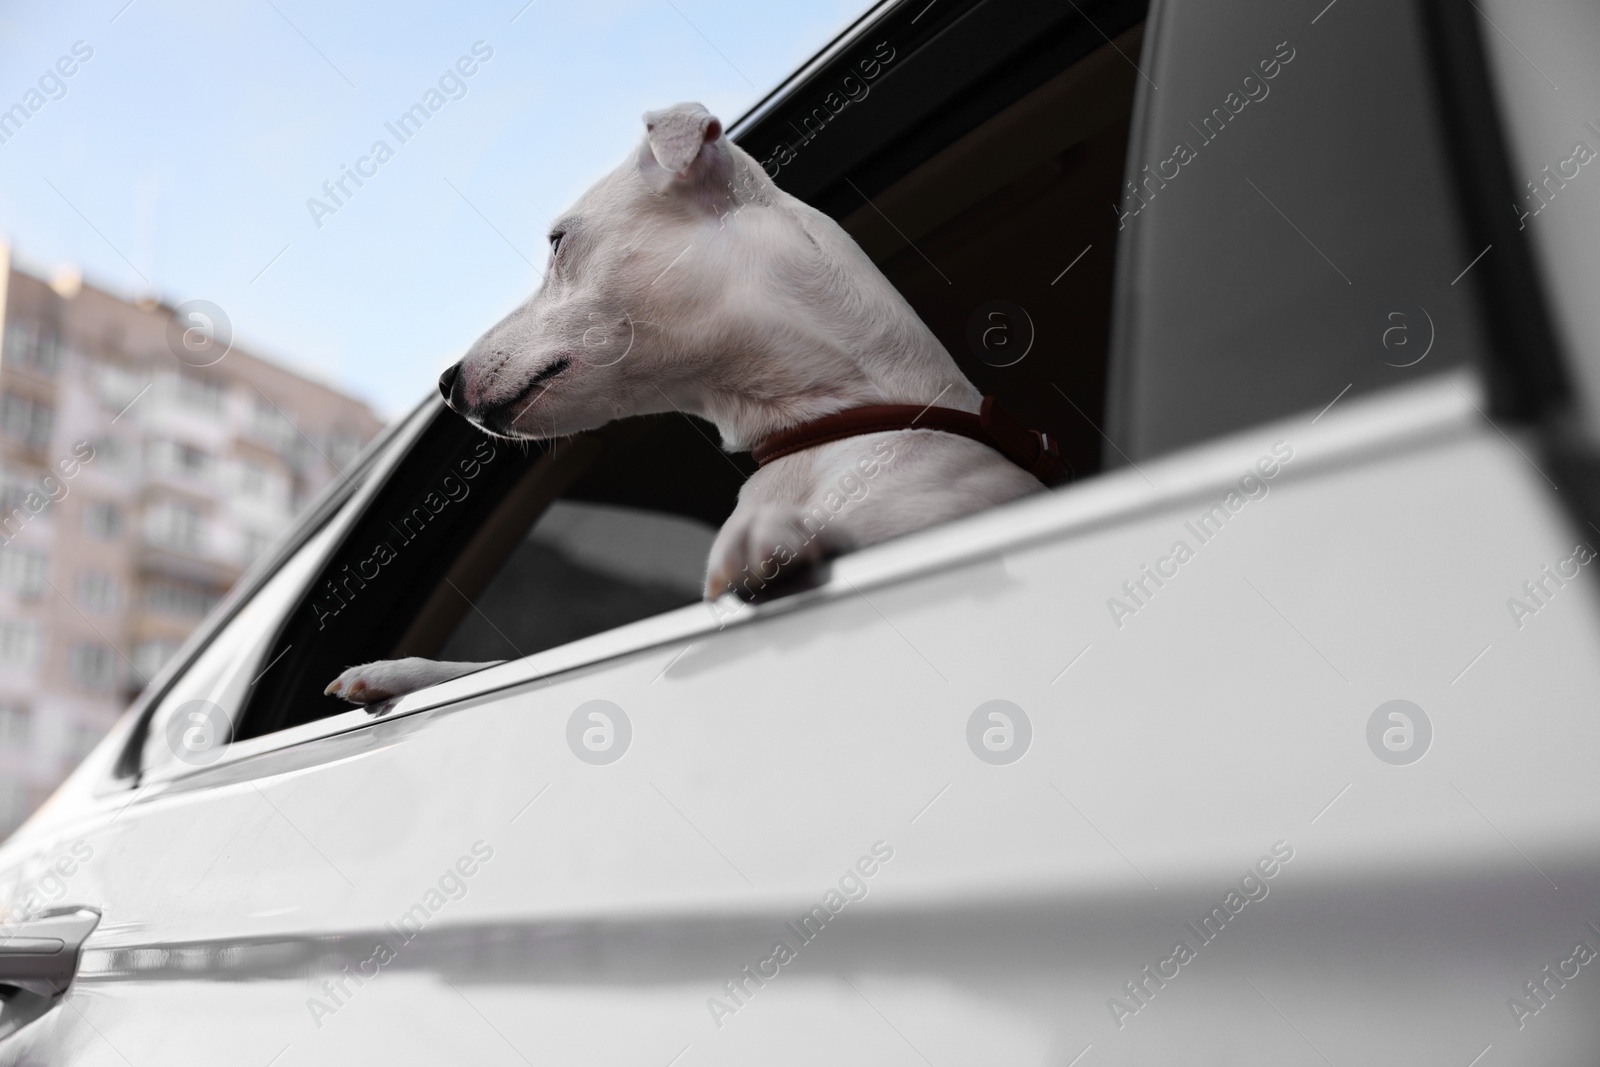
left=327, top=102, right=1062, bottom=704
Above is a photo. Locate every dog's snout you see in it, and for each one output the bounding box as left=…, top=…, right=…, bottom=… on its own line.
left=439, top=362, right=465, bottom=410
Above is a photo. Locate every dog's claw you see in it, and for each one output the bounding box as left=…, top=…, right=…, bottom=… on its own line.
left=704, top=503, right=841, bottom=601
left=326, top=657, right=503, bottom=705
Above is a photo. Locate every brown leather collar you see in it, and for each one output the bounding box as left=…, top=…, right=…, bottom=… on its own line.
left=750, top=396, right=1070, bottom=486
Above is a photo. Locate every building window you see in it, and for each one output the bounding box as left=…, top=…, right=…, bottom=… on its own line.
left=3, top=322, right=60, bottom=376
left=0, top=470, right=31, bottom=514
left=84, top=501, right=122, bottom=539
left=0, top=781, right=30, bottom=830
left=239, top=461, right=271, bottom=498
left=176, top=374, right=227, bottom=416
left=151, top=440, right=209, bottom=481
left=144, top=581, right=218, bottom=620
left=243, top=529, right=275, bottom=562
left=96, top=363, right=146, bottom=414
left=71, top=720, right=102, bottom=759
left=329, top=431, right=364, bottom=468
left=0, top=547, right=47, bottom=599
left=78, top=571, right=118, bottom=613
left=144, top=501, right=205, bottom=554
left=249, top=397, right=293, bottom=447
left=0, top=392, right=55, bottom=450
left=86, top=436, right=131, bottom=474
left=0, top=703, right=28, bottom=748
left=133, top=640, right=178, bottom=682
left=0, top=620, right=41, bottom=670
left=69, top=643, right=118, bottom=692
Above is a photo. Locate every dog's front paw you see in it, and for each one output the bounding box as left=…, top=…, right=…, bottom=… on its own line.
left=704, top=504, right=845, bottom=601
left=325, top=658, right=499, bottom=705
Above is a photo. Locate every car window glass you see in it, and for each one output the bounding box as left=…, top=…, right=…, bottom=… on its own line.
left=435, top=499, right=716, bottom=663
left=138, top=519, right=340, bottom=775
left=236, top=411, right=749, bottom=740
left=121, top=404, right=429, bottom=778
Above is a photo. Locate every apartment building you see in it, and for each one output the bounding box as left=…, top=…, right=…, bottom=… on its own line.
left=0, top=248, right=385, bottom=836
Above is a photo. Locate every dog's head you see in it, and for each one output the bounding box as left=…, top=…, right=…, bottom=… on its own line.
left=441, top=102, right=816, bottom=442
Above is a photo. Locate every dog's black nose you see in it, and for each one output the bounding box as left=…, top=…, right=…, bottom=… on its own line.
left=439, top=362, right=463, bottom=408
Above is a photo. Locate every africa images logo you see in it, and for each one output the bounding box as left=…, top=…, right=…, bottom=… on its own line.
left=1114, top=41, right=1296, bottom=229
left=757, top=41, right=895, bottom=178
left=305, top=41, right=495, bottom=229
left=305, top=841, right=494, bottom=1029
left=310, top=439, right=496, bottom=629
left=705, top=841, right=894, bottom=1029
left=0, top=40, right=94, bottom=147
left=967, top=700, right=1032, bottom=765
left=1107, top=840, right=1295, bottom=1029
left=566, top=700, right=631, bottom=765
left=1366, top=699, right=1431, bottom=766
left=1105, top=442, right=1294, bottom=629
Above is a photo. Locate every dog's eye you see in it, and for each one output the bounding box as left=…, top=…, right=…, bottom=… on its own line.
left=549, top=232, right=565, bottom=258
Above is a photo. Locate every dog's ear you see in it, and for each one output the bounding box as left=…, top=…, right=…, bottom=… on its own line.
left=640, top=102, right=727, bottom=190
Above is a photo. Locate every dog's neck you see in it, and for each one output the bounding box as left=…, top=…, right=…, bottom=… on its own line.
left=694, top=337, right=973, bottom=452
left=682, top=203, right=982, bottom=453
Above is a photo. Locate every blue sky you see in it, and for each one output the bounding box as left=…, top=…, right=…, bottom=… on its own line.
left=0, top=0, right=864, bottom=418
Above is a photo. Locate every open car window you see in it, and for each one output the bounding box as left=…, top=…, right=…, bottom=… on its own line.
left=233, top=408, right=751, bottom=741
left=435, top=499, right=715, bottom=663
left=215, top=3, right=1148, bottom=744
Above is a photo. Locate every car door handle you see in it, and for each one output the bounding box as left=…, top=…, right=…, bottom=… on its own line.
left=0, top=907, right=101, bottom=998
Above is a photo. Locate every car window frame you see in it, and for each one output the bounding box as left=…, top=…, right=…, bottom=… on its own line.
left=117, top=397, right=732, bottom=782
left=111, top=0, right=1352, bottom=787
left=109, top=0, right=1156, bottom=783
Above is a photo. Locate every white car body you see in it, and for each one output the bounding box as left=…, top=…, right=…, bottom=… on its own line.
left=3, top=0, right=1599, bottom=1063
